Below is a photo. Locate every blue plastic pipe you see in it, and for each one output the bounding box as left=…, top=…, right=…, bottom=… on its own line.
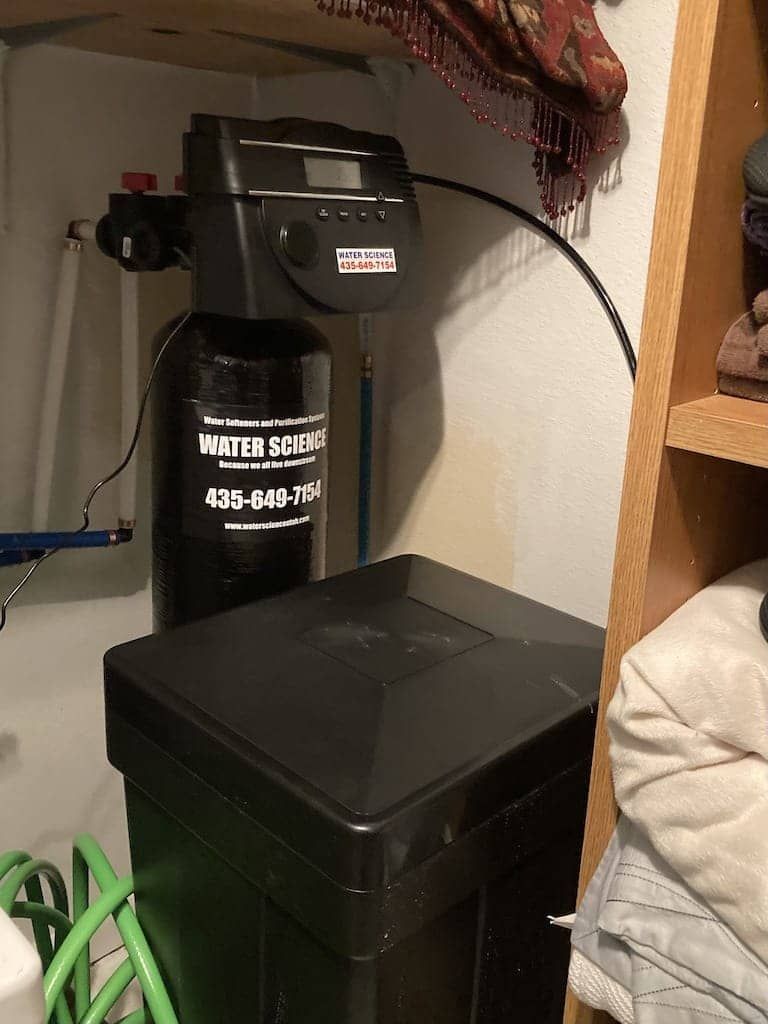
left=358, top=354, right=373, bottom=568
left=0, top=529, right=132, bottom=552
left=0, top=549, right=46, bottom=567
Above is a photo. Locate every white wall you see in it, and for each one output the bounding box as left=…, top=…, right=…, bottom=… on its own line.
left=0, top=44, right=366, bottom=923
left=0, top=0, right=677, bottom=933
left=0, top=45, right=253, bottom=928
left=258, top=0, right=679, bottom=625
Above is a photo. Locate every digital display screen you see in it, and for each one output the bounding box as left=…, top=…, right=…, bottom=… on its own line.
left=303, top=156, right=362, bottom=190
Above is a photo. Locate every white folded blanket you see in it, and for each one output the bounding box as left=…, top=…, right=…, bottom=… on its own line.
left=608, top=558, right=768, bottom=964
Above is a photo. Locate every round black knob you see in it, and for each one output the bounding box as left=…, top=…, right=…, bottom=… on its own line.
left=280, top=221, right=319, bottom=268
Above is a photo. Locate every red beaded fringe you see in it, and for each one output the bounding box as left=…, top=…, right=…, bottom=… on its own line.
left=315, top=0, right=621, bottom=219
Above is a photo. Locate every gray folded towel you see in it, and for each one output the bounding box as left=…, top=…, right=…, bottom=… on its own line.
left=571, top=818, right=768, bottom=1024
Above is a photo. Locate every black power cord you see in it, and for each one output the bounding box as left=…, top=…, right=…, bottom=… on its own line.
left=414, top=177, right=768, bottom=646
left=412, top=173, right=637, bottom=382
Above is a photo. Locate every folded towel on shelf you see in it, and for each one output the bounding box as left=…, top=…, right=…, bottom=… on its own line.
left=571, top=818, right=768, bottom=1023
left=608, top=558, right=768, bottom=965
left=717, top=312, right=768, bottom=402
left=750, top=290, right=768, bottom=359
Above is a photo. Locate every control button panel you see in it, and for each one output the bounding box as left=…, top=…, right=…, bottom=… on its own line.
left=264, top=189, right=418, bottom=316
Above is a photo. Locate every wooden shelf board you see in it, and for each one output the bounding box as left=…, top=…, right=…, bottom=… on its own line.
left=0, top=2, right=405, bottom=76
left=666, top=394, right=768, bottom=469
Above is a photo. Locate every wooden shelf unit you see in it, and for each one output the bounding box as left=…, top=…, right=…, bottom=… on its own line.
left=667, top=394, right=768, bottom=469
left=566, top=1, right=768, bottom=1021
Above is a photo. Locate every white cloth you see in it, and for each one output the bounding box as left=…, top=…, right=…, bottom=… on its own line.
left=568, top=948, right=634, bottom=1024
left=571, top=819, right=768, bottom=1023
left=608, top=558, right=768, bottom=964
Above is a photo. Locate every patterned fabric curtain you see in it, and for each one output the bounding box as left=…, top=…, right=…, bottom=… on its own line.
left=316, top=0, right=627, bottom=218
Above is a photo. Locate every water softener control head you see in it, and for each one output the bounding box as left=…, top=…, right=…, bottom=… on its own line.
left=185, top=114, right=423, bottom=319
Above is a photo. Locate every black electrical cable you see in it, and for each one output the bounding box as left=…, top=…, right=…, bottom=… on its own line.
left=412, top=173, right=637, bottom=382
left=2, top=183, right=634, bottom=630
left=409, top=183, right=768, bottom=645
left=0, top=311, right=192, bottom=634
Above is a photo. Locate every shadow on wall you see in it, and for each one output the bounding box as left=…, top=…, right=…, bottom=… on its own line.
left=373, top=122, right=626, bottom=563
left=396, top=63, right=629, bottom=243
left=576, top=111, right=628, bottom=239
left=373, top=193, right=527, bottom=564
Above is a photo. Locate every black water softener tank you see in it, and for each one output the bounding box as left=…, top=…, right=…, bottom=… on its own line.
left=105, top=556, right=604, bottom=1024
left=152, top=314, right=331, bottom=630
left=97, top=114, right=423, bottom=630
left=104, top=117, right=599, bottom=1023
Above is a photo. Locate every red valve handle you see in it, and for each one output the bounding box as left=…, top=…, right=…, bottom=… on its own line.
left=121, top=171, right=158, bottom=193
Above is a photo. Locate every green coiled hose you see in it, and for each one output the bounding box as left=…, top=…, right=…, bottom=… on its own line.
left=0, top=836, right=178, bottom=1024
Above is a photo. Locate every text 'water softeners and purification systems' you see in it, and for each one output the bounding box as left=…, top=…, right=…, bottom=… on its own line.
left=96, top=114, right=422, bottom=629
left=0, top=113, right=625, bottom=1023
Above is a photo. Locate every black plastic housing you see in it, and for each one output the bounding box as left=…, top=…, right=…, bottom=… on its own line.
left=184, top=115, right=423, bottom=318
left=96, top=193, right=188, bottom=272
left=105, top=556, right=603, bottom=1023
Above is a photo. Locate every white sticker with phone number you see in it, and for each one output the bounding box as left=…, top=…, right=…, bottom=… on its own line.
left=336, top=247, right=397, bottom=274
